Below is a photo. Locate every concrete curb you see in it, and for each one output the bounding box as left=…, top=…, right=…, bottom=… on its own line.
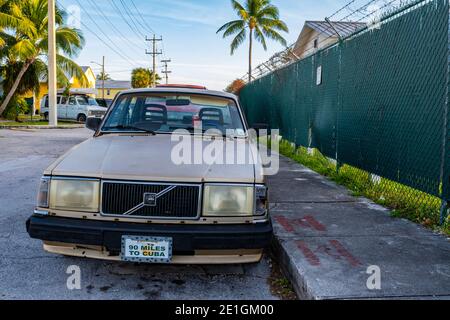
left=271, top=237, right=317, bottom=300
left=0, top=125, right=84, bottom=129
left=267, top=155, right=450, bottom=300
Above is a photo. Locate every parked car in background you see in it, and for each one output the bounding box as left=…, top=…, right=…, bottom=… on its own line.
left=95, top=98, right=113, bottom=108
left=27, top=86, right=272, bottom=264
left=40, top=94, right=107, bottom=122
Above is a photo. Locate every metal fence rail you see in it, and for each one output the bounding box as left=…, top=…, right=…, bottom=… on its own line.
left=239, top=0, right=450, bottom=223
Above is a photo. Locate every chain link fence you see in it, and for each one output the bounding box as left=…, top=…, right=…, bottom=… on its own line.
left=240, top=0, right=450, bottom=228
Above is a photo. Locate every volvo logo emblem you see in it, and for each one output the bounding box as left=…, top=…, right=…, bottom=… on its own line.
left=143, top=193, right=157, bottom=206
left=124, top=186, right=178, bottom=215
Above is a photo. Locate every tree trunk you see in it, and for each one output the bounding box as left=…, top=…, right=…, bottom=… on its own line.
left=248, top=28, right=253, bottom=83
left=0, top=59, right=33, bottom=117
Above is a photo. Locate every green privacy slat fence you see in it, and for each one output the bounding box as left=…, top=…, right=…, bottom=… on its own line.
left=239, top=0, right=450, bottom=202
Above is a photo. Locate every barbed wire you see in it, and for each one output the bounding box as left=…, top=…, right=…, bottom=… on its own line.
left=240, top=0, right=412, bottom=83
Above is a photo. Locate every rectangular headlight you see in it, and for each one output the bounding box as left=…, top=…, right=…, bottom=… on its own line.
left=49, top=178, right=100, bottom=212
left=203, top=184, right=254, bottom=217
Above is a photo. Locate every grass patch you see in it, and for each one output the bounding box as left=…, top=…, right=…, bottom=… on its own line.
left=277, top=140, right=450, bottom=236
left=268, top=255, right=297, bottom=300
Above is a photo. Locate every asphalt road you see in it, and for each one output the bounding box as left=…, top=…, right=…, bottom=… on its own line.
left=0, top=128, right=278, bottom=300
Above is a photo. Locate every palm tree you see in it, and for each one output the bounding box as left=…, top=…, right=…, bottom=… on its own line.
left=97, top=71, right=111, bottom=81
left=217, top=0, right=288, bottom=82
left=131, top=68, right=161, bottom=88
left=0, top=0, right=87, bottom=116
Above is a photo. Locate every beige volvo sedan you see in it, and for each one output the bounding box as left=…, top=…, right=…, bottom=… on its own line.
left=26, top=86, right=272, bottom=264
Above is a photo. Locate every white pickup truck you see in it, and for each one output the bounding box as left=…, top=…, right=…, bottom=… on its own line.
left=40, top=94, right=107, bottom=122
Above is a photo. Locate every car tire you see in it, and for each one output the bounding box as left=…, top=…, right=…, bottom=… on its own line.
left=77, top=114, right=87, bottom=123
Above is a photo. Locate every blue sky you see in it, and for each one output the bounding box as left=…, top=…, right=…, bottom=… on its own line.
left=58, top=0, right=350, bottom=90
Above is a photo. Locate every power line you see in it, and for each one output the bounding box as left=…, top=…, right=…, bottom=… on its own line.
left=110, top=0, right=145, bottom=39
left=72, top=0, right=139, bottom=64
left=85, top=0, right=147, bottom=52
left=129, top=0, right=156, bottom=34
left=118, top=0, right=146, bottom=38
left=57, top=0, right=140, bottom=68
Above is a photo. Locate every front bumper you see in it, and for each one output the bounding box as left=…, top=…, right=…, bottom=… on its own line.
left=26, top=215, right=273, bottom=256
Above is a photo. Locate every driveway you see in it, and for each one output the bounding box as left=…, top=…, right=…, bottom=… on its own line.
left=0, top=128, right=280, bottom=300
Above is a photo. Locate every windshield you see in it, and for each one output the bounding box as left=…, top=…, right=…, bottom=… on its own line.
left=101, top=93, right=246, bottom=136
left=75, top=95, right=99, bottom=106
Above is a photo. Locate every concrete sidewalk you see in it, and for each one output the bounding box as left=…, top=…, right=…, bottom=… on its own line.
left=267, top=156, right=450, bottom=300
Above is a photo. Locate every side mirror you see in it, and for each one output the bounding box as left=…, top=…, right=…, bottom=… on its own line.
left=86, top=117, right=102, bottom=131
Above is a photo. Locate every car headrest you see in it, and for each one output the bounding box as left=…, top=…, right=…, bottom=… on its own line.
left=199, top=108, right=224, bottom=124
left=142, top=104, right=167, bottom=125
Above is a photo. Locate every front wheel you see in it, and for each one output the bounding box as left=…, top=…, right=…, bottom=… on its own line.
left=77, top=114, right=87, bottom=123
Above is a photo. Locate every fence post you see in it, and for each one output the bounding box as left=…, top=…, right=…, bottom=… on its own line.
left=439, top=0, right=450, bottom=225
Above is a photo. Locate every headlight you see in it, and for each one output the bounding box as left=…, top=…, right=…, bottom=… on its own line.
left=203, top=184, right=254, bottom=216
left=36, top=176, right=50, bottom=208
left=49, top=178, right=100, bottom=212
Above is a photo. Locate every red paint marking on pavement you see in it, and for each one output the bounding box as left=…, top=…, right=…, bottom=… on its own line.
left=296, top=240, right=321, bottom=266
left=303, top=215, right=327, bottom=232
left=274, top=215, right=295, bottom=233
left=329, top=240, right=362, bottom=267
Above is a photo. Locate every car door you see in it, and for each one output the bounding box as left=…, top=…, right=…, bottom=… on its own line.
left=58, top=96, right=68, bottom=119
left=75, top=96, right=89, bottom=119
left=66, top=96, right=77, bottom=120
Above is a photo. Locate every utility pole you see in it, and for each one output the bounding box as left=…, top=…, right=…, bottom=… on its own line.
left=102, top=56, right=105, bottom=99
left=145, top=35, right=162, bottom=87
left=91, top=57, right=106, bottom=99
left=48, top=0, right=57, bottom=126
left=161, top=59, right=171, bottom=85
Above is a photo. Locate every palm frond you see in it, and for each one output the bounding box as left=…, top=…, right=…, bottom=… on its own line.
left=0, top=12, right=36, bottom=37
left=254, top=26, right=267, bottom=50
left=222, top=21, right=246, bottom=38
left=261, top=26, right=287, bottom=46
left=9, top=39, right=37, bottom=61
left=231, top=0, right=249, bottom=20
left=259, top=18, right=289, bottom=32
left=230, top=28, right=246, bottom=55
left=217, top=19, right=245, bottom=35
left=39, top=27, right=84, bottom=57
left=256, top=4, right=279, bottom=20
left=56, top=54, right=88, bottom=87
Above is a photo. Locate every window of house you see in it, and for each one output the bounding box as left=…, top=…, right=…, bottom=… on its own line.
left=313, top=38, right=319, bottom=49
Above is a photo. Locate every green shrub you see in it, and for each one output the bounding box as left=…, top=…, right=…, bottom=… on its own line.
left=277, top=140, right=449, bottom=236
left=2, top=95, right=30, bottom=120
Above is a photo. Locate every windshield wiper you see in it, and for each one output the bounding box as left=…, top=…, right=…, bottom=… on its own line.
left=103, top=125, right=156, bottom=135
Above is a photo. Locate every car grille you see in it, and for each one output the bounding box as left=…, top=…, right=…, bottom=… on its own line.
left=101, top=181, right=201, bottom=219
left=90, top=110, right=105, bottom=117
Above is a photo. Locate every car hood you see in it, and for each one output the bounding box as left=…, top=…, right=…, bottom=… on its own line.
left=87, top=106, right=107, bottom=111
left=46, top=133, right=263, bottom=183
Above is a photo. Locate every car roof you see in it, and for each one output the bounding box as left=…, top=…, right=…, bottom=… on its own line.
left=117, top=87, right=239, bottom=100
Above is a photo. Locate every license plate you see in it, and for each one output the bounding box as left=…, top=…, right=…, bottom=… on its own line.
left=121, top=236, right=173, bottom=263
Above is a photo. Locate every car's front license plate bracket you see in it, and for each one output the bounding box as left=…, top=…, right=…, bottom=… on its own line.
left=121, top=235, right=173, bottom=263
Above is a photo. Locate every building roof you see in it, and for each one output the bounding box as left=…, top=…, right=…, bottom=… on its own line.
left=80, top=66, right=92, bottom=73
left=304, top=21, right=366, bottom=38
left=96, top=80, right=132, bottom=89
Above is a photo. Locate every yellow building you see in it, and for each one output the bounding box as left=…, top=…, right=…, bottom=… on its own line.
left=26, top=65, right=97, bottom=113
left=95, top=80, right=131, bottom=100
